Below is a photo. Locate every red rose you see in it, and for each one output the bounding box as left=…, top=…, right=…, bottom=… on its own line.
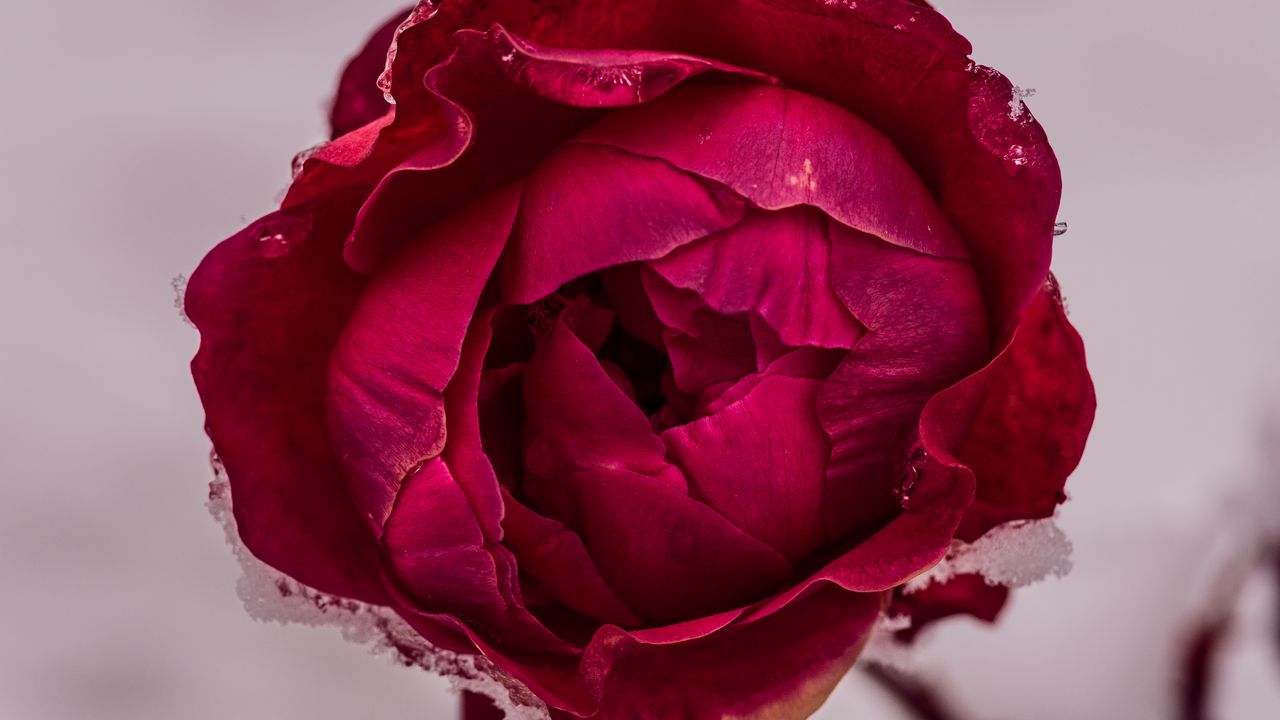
left=187, top=1, right=1095, bottom=717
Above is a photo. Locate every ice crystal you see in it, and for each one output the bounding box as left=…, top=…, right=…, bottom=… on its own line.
left=1009, top=85, right=1037, bottom=120
left=905, top=518, right=1074, bottom=594
left=859, top=612, right=919, bottom=671
left=171, top=274, right=192, bottom=327
left=205, top=452, right=549, bottom=720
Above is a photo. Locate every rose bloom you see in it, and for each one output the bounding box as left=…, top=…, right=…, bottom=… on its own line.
left=187, top=1, right=1095, bottom=717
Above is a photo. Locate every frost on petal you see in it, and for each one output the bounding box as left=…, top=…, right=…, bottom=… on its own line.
left=858, top=612, right=919, bottom=672
left=905, top=518, right=1074, bottom=593
left=1008, top=85, right=1036, bottom=121
left=171, top=274, right=192, bottom=327
left=204, top=453, right=551, bottom=720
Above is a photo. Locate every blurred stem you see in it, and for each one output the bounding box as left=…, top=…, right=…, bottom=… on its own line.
left=1177, top=619, right=1228, bottom=720
left=862, top=665, right=967, bottom=720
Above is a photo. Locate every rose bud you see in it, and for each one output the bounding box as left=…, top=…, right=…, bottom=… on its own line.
left=187, top=1, right=1096, bottom=717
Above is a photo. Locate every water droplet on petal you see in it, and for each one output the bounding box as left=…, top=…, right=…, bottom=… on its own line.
left=376, top=1, right=442, bottom=104
left=1053, top=221, right=1069, bottom=237
left=257, top=233, right=293, bottom=258
left=894, top=445, right=927, bottom=510
left=1004, top=144, right=1028, bottom=172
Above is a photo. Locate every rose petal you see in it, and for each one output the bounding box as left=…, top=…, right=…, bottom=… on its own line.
left=648, top=0, right=1061, bottom=338
left=818, top=222, right=989, bottom=541
left=579, top=585, right=882, bottom=719
left=891, top=573, right=1008, bottom=643
left=331, top=25, right=769, bottom=271
left=663, top=375, right=830, bottom=561
left=187, top=192, right=386, bottom=602
left=521, top=318, right=687, bottom=512
left=326, top=183, right=520, bottom=530
left=573, top=82, right=966, bottom=260
left=649, top=206, right=864, bottom=350
left=955, top=283, right=1096, bottom=540
left=383, top=458, right=573, bottom=652
left=328, top=9, right=404, bottom=139
left=501, top=491, right=643, bottom=627
left=559, top=468, right=793, bottom=622
left=640, top=272, right=758, bottom=401
left=499, top=143, right=747, bottom=304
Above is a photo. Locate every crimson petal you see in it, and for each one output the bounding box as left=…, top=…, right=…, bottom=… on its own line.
left=500, top=143, right=747, bottom=304
left=649, top=206, right=863, bottom=350
left=663, top=375, right=831, bottom=561
left=956, top=283, right=1096, bottom=540
left=187, top=193, right=385, bottom=602
left=573, top=82, right=966, bottom=260
left=326, top=183, right=520, bottom=530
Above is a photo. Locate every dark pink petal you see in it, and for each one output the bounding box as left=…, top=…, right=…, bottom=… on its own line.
left=649, top=206, right=863, bottom=350
left=574, top=83, right=966, bottom=260
left=600, top=266, right=666, bottom=349
left=440, top=306, right=512, bottom=542
left=331, top=25, right=769, bottom=272
left=478, top=30, right=773, bottom=108
left=499, top=143, right=747, bottom=304
left=743, top=460, right=974, bottom=607
left=383, top=458, right=573, bottom=652
left=478, top=363, right=527, bottom=488
left=559, top=468, right=792, bottom=623
left=955, top=283, right=1096, bottom=540
left=649, top=0, right=1061, bottom=338
left=663, top=376, right=830, bottom=561
left=186, top=193, right=385, bottom=603
left=818, top=223, right=988, bottom=541
left=501, top=490, right=642, bottom=627
left=328, top=9, right=405, bottom=139
left=640, top=272, right=757, bottom=401
left=696, top=346, right=843, bottom=420
left=579, top=585, right=882, bottom=719
left=890, top=574, right=1009, bottom=643
left=521, top=318, right=687, bottom=509
left=326, top=183, right=520, bottom=529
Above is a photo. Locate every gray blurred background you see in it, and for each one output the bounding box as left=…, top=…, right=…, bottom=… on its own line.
left=2, top=1, right=1278, bottom=718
